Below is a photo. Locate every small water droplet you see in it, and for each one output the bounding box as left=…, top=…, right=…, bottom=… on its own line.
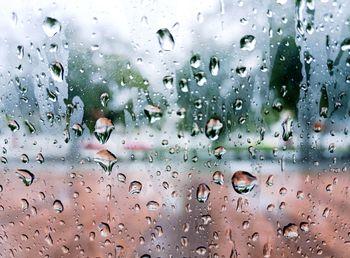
left=240, top=35, right=256, bottom=51
left=24, top=120, right=36, bottom=134
left=213, top=171, right=224, bottom=185
left=94, top=118, right=114, bottom=144
left=16, top=169, right=34, bottom=186
left=20, top=154, right=29, bottom=163
left=179, top=78, right=189, bottom=92
left=17, top=45, right=24, bottom=59
left=72, top=123, right=83, bottom=136
left=194, top=71, right=207, bottom=86
left=282, top=117, right=293, bottom=141
left=36, top=153, right=44, bottom=164
left=196, top=183, right=210, bottom=203
left=156, top=28, right=175, bottom=51
left=100, top=92, right=110, bottom=107
left=340, top=38, right=350, bottom=51
left=129, top=181, right=142, bottom=194
left=213, top=146, right=226, bottom=159
left=232, top=171, right=257, bottom=194
left=99, top=222, right=111, bottom=237
left=53, top=200, right=64, bottom=213
left=144, top=105, right=162, bottom=123
left=8, top=119, right=20, bottom=132
left=163, top=75, right=174, bottom=89
left=42, top=17, right=61, bottom=37
left=205, top=118, right=223, bottom=141
left=49, top=62, right=64, bottom=82
left=146, top=201, right=160, bottom=211
left=209, top=56, right=220, bottom=76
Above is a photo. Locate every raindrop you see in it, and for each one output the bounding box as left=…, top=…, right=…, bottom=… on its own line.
left=179, top=78, right=189, bottom=92
left=209, top=56, right=220, bottom=76
left=196, top=183, right=210, bottom=203
left=194, top=71, right=207, bottom=86
left=94, top=118, right=114, bottom=144
left=300, top=222, right=310, bottom=232
left=144, top=105, right=162, bottom=123
left=53, top=200, right=64, bottom=213
left=8, top=119, right=20, bottom=132
left=196, top=246, right=207, bottom=255
left=45, top=234, right=53, bottom=246
left=283, top=223, right=299, bottom=239
left=213, top=146, right=226, bottom=159
left=42, top=17, right=61, bottom=37
left=212, top=171, right=224, bottom=185
left=282, top=117, right=293, bottom=141
left=163, top=75, right=174, bottom=89
left=190, top=54, right=201, bottom=68
left=72, top=123, right=83, bottom=136
left=16, top=169, right=34, bottom=186
left=146, top=201, right=160, bottom=211
left=100, top=92, right=110, bottom=107
left=99, top=222, right=111, bottom=237
left=117, top=173, right=126, bottom=183
left=94, top=149, right=118, bottom=176
left=129, top=181, right=142, bottom=194
left=20, top=199, right=29, bottom=210
left=36, top=153, right=44, bottom=164
left=49, top=62, right=64, bottom=82
left=234, top=99, right=243, bottom=110
left=156, top=28, right=175, bottom=51
left=46, top=88, right=57, bottom=102
left=17, top=45, right=24, bottom=59
left=319, top=85, right=329, bottom=118
left=340, top=38, right=350, bottom=51
left=20, top=154, right=29, bottom=163
left=24, top=120, right=36, bottom=134
left=205, top=118, right=223, bottom=141
left=240, top=35, right=256, bottom=51
left=231, top=171, right=257, bottom=194
left=236, top=66, right=247, bottom=77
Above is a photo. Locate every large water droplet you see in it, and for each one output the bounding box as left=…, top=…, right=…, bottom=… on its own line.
left=72, top=123, right=84, bottom=136
left=8, top=119, right=20, bottom=132
left=49, top=62, right=64, bottom=82
left=209, top=56, right=220, bottom=76
left=94, top=149, right=117, bottom=175
left=179, top=78, right=189, bottom=92
left=340, top=38, right=350, bottom=51
left=163, top=75, right=174, bottom=89
left=190, top=54, right=201, bottom=68
left=16, top=169, right=34, bottom=186
left=144, top=105, right=162, bottom=123
left=196, top=183, right=210, bottom=203
left=94, top=118, right=114, bottom=144
left=240, top=35, right=256, bottom=51
left=42, top=17, right=61, bottom=37
left=129, top=181, right=142, bottom=194
left=205, top=118, right=223, bottom=141
left=53, top=200, right=64, bottom=213
left=156, top=28, right=174, bottom=51
left=231, top=171, right=257, bottom=194
left=194, top=71, right=207, bottom=86
left=213, top=146, right=226, bottom=159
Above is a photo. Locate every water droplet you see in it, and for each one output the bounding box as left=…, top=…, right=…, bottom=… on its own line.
left=236, top=66, right=247, bottom=77
left=179, top=78, right=189, bottom=92
left=64, top=128, right=70, bottom=143
left=156, top=28, right=174, bottom=51
left=263, top=242, right=272, bottom=257
left=196, top=183, right=210, bottom=203
left=231, top=171, right=257, bottom=194
left=17, top=45, right=24, bottom=59
left=8, top=119, right=20, bottom=132
left=190, top=54, right=201, bottom=68
left=266, top=175, right=274, bottom=186
left=53, top=200, right=64, bottom=213
left=129, top=181, right=142, bottom=194
left=49, top=62, right=64, bottom=82
left=21, top=198, right=29, bottom=210
left=163, top=75, right=174, bottom=89
left=94, top=118, right=114, bottom=144
left=24, top=120, right=36, bottom=134
left=283, top=223, right=299, bottom=239
left=300, top=222, right=310, bottom=232
left=100, top=92, right=110, bottom=107
left=213, top=146, right=226, bottom=159
left=234, top=99, right=243, bottom=110
left=240, top=35, right=256, bottom=51
left=194, top=71, right=207, bottom=86
left=146, top=201, right=160, bottom=211
left=196, top=246, right=207, bottom=255
left=319, top=85, right=329, bottom=118
left=72, top=123, right=83, bottom=136
left=144, top=105, right=162, bottom=123
left=340, top=38, right=350, bottom=51
left=205, top=118, right=223, bottom=141
left=20, top=154, right=29, bottom=163
left=213, top=171, right=224, bottom=185
left=94, top=149, right=117, bottom=176
left=16, top=169, right=34, bottom=186
left=99, top=222, right=111, bottom=237
left=45, top=234, right=53, bottom=246
left=36, top=153, right=44, bottom=164
left=46, top=88, right=57, bottom=102
left=282, top=117, right=293, bottom=141
left=42, top=17, right=61, bottom=37
left=209, top=56, right=220, bottom=76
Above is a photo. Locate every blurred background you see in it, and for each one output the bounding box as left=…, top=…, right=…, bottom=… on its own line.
left=0, top=0, right=350, bottom=257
